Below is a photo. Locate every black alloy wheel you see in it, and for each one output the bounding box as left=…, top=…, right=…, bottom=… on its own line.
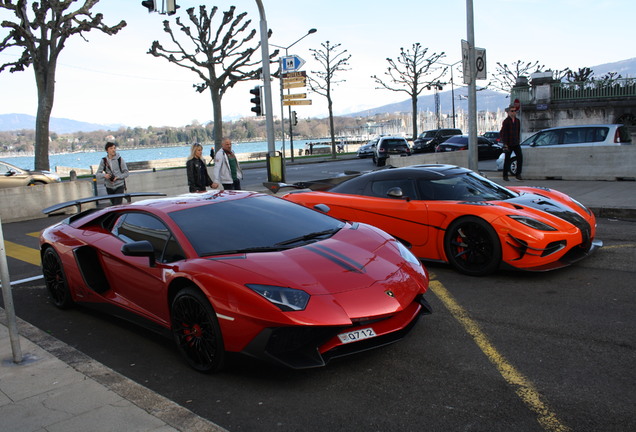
left=171, top=287, right=225, bottom=373
left=444, top=216, right=502, bottom=276
left=42, top=247, right=74, bottom=309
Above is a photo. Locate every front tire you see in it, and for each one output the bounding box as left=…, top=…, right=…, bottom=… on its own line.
left=509, top=157, right=518, bottom=176
left=42, top=247, right=74, bottom=309
left=444, top=216, right=501, bottom=276
left=171, top=287, right=225, bottom=373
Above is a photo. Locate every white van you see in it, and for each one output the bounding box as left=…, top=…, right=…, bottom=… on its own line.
left=497, top=124, right=632, bottom=172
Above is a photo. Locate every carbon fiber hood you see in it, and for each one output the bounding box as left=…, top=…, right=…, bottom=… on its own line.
left=506, top=192, right=591, bottom=243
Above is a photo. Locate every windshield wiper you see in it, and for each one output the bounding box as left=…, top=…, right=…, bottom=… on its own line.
left=275, top=228, right=340, bottom=246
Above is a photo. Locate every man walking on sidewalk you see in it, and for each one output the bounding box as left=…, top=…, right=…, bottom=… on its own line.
left=501, top=106, right=523, bottom=181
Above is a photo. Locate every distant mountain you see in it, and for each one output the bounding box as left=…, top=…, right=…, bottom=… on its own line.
left=2, top=58, right=634, bottom=132
left=346, top=87, right=510, bottom=118
left=582, top=57, right=636, bottom=78
left=0, top=113, right=122, bottom=133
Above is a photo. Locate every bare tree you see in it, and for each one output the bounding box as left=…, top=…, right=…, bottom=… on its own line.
left=565, top=67, right=594, bottom=83
left=308, top=40, right=351, bottom=157
left=147, top=5, right=276, bottom=150
left=371, top=43, right=445, bottom=140
left=0, top=0, right=126, bottom=170
left=488, top=60, right=545, bottom=94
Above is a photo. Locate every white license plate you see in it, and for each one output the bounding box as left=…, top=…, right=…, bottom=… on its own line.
left=337, top=327, right=377, bottom=344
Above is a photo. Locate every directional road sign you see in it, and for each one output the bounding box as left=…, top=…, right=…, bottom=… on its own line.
left=283, top=93, right=307, bottom=100
left=283, top=99, right=312, bottom=106
left=282, top=71, right=306, bottom=78
left=283, top=80, right=306, bottom=89
left=281, top=55, right=306, bottom=73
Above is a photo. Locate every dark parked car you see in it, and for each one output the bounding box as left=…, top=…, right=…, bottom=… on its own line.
left=412, top=128, right=462, bottom=153
left=483, top=131, right=501, bottom=144
left=372, top=136, right=411, bottom=166
left=435, top=135, right=503, bottom=160
left=0, top=160, right=61, bottom=188
left=356, top=138, right=377, bottom=158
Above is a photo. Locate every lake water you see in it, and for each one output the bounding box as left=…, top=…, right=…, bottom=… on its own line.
left=2, top=138, right=333, bottom=171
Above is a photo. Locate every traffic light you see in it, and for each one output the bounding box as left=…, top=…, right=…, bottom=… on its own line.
left=142, top=0, right=179, bottom=15
left=291, top=111, right=298, bottom=126
left=166, top=0, right=179, bottom=15
left=141, top=0, right=155, bottom=12
left=250, top=86, right=262, bottom=116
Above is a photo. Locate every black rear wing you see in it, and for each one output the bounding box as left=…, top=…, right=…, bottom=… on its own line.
left=263, top=172, right=363, bottom=194
left=42, top=192, right=167, bottom=215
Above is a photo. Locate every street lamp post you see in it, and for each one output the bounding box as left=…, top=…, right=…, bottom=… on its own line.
left=271, top=28, right=317, bottom=162
left=439, top=60, right=462, bottom=128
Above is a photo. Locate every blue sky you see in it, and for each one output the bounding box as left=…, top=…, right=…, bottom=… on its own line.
left=0, top=0, right=633, bottom=127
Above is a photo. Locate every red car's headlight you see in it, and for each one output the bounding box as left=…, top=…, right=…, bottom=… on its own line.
left=246, top=284, right=310, bottom=311
left=395, top=241, right=421, bottom=268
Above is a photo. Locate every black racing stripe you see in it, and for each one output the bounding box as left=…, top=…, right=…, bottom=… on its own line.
left=304, top=245, right=363, bottom=273
left=312, top=243, right=366, bottom=273
left=332, top=206, right=444, bottom=232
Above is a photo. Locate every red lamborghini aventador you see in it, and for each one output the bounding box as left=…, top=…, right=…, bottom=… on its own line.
left=40, top=191, right=431, bottom=372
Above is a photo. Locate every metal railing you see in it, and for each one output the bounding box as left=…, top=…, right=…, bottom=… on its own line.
left=552, top=78, right=636, bottom=100
left=512, top=78, right=636, bottom=104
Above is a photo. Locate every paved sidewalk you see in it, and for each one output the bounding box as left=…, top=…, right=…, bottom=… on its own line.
left=0, top=310, right=227, bottom=432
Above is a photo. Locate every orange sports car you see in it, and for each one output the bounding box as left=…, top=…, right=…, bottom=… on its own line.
left=274, top=165, right=602, bottom=276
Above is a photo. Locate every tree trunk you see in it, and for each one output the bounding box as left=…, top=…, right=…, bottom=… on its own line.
left=328, top=95, right=336, bottom=159
left=210, top=86, right=223, bottom=153
left=411, top=94, right=418, bottom=141
left=33, top=61, right=57, bottom=171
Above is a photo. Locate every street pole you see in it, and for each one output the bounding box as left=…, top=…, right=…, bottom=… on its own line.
left=440, top=60, right=461, bottom=129
left=255, top=1, right=275, bottom=158
left=278, top=64, right=286, bottom=158
left=271, top=29, right=317, bottom=163
left=466, top=0, right=479, bottom=172
left=0, top=216, right=23, bottom=363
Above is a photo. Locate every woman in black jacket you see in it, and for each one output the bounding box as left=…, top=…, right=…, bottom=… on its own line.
left=186, top=143, right=217, bottom=192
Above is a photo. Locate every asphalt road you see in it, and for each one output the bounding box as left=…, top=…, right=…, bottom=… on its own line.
left=2, top=158, right=635, bottom=432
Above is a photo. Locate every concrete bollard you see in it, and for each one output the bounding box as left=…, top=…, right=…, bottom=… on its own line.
left=69, top=170, right=77, bottom=181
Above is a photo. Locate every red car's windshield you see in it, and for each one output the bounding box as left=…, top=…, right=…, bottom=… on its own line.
left=169, top=195, right=344, bottom=257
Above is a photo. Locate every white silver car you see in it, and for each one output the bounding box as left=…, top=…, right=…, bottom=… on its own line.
left=497, top=124, right=632, bottom=173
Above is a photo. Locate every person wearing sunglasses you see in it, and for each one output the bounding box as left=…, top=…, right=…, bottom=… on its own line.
left=500, top=106, right=523, bottom=181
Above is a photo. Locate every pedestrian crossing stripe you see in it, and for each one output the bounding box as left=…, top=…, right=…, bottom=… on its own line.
left=3, top=240, right=41, bottom=266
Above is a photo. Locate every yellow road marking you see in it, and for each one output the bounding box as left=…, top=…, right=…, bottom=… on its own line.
left=429, top=277, right=570, bottom=432
left=3, top=240, right=41, bottom=266
left=27, top=231, right=41, bottom=238
left=602, top=243, right=635, bottom=250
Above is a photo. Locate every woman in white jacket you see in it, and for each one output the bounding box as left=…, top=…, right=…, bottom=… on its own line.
left=213, top=137, right=243, bottom=190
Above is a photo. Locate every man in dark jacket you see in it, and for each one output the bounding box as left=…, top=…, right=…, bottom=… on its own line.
left=500, top=106, right=522, bottom=181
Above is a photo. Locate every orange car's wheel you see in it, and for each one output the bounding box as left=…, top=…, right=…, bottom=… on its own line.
left=444, top=216, right=501, bottom=276
left=171, top=287, right=225, bottom=373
